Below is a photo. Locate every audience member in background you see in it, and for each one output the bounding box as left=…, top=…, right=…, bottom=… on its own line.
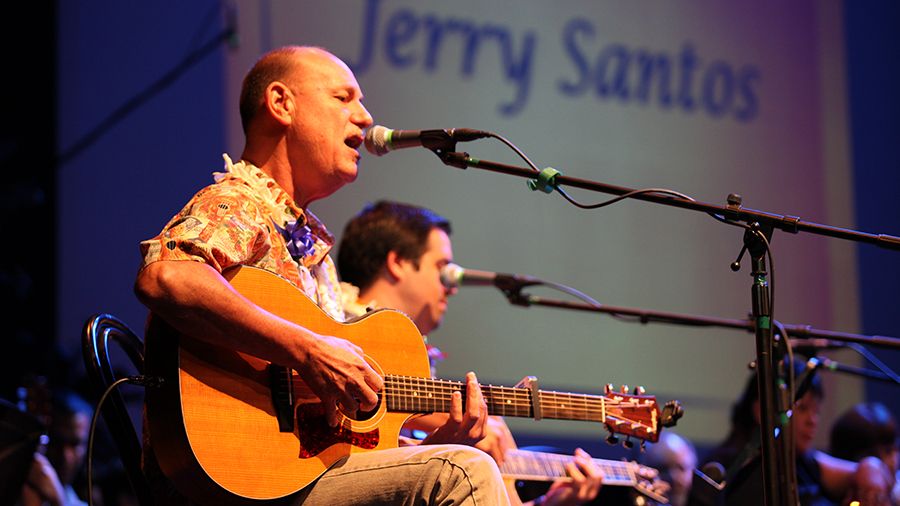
left=704, top=363, right=893, bottom=506
left=20, top=389, right=92, bottom=506
left=830, top=402, right=899, bottom=504
left=643, top=431, right=697, bottom=506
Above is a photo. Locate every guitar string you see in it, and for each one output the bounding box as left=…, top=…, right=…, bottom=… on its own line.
left=381, top=384, right=647, bottom=414
left=286, top=373, right=655, bottom=427
left=382, top=377, right=650, bottom=410
left=503, top=450, right=636, bottom=481
left=380, top=377, right=655, bottom=427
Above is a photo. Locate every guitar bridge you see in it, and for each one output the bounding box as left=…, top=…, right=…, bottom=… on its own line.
left=268, top=364, right=295, bottom=432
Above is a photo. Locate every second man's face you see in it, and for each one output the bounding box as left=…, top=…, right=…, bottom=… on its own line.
left=396, top=228, right=456, bottom=335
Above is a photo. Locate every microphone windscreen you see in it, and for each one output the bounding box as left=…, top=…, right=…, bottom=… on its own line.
left=364, top=125, right=391, bottom=156
left=440, top=263, right=464, bottom=288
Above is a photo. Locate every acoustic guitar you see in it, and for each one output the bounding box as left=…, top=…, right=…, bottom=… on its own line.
left=145, top=266, right=680, bottom=503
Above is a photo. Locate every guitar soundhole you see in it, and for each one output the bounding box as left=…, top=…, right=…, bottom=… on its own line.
left=341, top=396, right=382, bottom=422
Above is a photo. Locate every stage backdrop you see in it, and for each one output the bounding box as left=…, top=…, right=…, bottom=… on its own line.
left=56, top=0, right=866, bottom=451
left=222, top=0, right=859, bottom=448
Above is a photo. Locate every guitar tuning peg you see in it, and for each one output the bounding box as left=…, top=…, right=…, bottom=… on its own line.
left=633, top=386, right=646, bottom=395
left=606, top=434, right=619, bottom=445
left=623, top=437, right=634, bottom=450
left=605, top=383, right=615, bottom=394
left=620, top=385, right=629, bottom=394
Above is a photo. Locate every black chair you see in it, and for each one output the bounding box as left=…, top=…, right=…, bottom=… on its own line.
left=82, top=313, right=155, bottom=506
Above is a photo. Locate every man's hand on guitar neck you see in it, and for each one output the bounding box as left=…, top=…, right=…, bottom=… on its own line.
left=421, top=372, right=490, bottom=447
left=537, top=449, right=604, bottom=506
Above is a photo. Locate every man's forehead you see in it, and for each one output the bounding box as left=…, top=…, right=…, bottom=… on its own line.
left=426, top=228, right=453, bottom=257
left=291, top=50, right=359, bottom=87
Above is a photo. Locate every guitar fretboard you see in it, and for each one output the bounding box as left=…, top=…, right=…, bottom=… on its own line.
left=499, top=449, right=636, bottom=486
left=382, top=375, right=608, bottom=423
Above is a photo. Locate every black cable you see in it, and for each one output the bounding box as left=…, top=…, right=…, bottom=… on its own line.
left=86, top=375, right=160, bottom=506
left=483, top=132, right=752, bottom=231
left=845, top=343, right=900, bottom=384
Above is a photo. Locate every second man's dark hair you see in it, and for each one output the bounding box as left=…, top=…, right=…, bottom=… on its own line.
left=338, top=201, right=451, bottom=291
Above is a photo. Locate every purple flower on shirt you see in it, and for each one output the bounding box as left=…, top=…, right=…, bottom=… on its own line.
left=274, top=219, right=316, bottom=260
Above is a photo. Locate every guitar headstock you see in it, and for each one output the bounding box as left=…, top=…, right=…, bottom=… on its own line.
left=600, top=384, right=683, bottom=445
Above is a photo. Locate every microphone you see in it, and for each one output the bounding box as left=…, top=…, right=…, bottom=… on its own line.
left=439, top=263, right=539, bottom=289
left=805, top=356, right=895, bottom=382
left=364, top=125, right=490, bottom=156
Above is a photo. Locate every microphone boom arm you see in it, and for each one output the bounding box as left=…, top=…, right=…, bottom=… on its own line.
left=437, top=152, right=900, bottom=250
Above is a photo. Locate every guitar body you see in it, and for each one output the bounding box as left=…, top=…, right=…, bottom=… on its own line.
left=145, top=266, right=432, bottom=503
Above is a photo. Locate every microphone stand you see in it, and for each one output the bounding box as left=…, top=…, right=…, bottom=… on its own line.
left=427, top=146, right=900, bottom=506
left=505, top=292, right=900, bottom=350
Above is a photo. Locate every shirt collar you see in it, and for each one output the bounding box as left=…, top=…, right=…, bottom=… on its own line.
left=219, top=154, right=335, bottom=266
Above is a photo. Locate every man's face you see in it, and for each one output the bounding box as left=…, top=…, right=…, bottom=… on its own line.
left=285, top=51, right=373, bottom=204
left=395, top=228, right=456, bottom=335
left=47, top=412, right=90, bottom=485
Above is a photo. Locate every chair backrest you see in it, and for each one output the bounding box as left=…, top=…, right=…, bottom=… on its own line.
left=82, top=313, right=155, bottom=506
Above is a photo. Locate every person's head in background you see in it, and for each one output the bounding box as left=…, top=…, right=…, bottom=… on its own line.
left=728, top=359, right=825, bottom=454
left=46, top=389, right=93, bottom=486
left=643, top=431, right=697, bottom=506
left=830, top=402, right=898, bottom=476
left=337, top=200, right=455, bottom=335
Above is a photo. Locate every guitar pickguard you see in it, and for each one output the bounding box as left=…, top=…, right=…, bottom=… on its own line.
left=295, top=402, right=380, bottom=458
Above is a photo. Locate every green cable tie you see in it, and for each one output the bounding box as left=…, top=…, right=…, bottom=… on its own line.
left=528, top=167, right=561, bottom=194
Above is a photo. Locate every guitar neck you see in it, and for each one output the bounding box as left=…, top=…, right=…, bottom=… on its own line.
left=499, top=449, right=636, bottom=486
left=383, top=375, right=607, bottom=423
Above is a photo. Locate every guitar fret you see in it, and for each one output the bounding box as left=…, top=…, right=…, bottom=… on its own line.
left=381, top=376, right=660, bottom=443
left=384, top=376, right=616, bottom=424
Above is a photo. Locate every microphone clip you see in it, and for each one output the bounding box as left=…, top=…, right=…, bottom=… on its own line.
left=494, top=274, right=542, bottom=307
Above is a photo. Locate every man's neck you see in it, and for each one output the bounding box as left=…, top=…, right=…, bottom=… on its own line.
left=241, top=143, right=310, bottom=208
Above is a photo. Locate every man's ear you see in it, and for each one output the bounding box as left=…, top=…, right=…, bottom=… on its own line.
left=264, top=81, right=293, bottom=126
left=384, top=250, right=408, bottom=281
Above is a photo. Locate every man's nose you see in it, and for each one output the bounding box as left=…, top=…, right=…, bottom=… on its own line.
left=354, top=102, right=374, bottom=128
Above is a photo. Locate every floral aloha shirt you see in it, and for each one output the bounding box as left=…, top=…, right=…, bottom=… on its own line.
left=139, top=154, right=345, bottom=320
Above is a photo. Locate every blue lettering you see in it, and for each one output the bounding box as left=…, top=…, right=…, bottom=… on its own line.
left=635, top=50, right=673, bottom=107
left=461, top=24, right=503, bottom=76
left=702, top=62, right=734, bottom=117
left=424, top=18, right=473, bottom=72
left=347, top=0, right=381, bottom=74
left=384, top=9, right=419, bottom=69
left=596, top=44, right=630, bottom=100
left=677, top=43, right=699, bottom=111
left=498, top=30, right=536, bottom=116
left=558, top=18, right=594, bottom=97
left=734, top=66, right=761, bottom=122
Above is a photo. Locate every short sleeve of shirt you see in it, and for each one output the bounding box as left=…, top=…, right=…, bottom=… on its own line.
left=139, top=181, right=273, bottom=273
